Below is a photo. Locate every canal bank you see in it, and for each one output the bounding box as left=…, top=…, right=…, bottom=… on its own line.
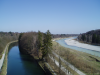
left=0, top=40, right=18, bottom=75
left=26, top=51, right=54, bottom=75
left=0, top=41, right=48, bottom=75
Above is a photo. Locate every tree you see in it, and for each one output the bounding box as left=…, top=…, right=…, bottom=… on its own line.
left=18, top=33, right=23, bottom=46
left=96, top=35, right=99, bottom=44
left=37, top=31, right=43, bottom=58
left=87, top=35, right=89, bottom=42
left=99, top=36, right=100, bottom=44
left=92, top=34, right=97, bottom=43
left=82, top=35, right=86, bottom=41
left=42, top=30, right=52, bottom=59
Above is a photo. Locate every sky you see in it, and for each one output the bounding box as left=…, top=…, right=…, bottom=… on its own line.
left=0, top=0, right=100, bottom=34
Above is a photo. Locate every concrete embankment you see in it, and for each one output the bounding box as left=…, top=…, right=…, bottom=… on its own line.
left=0, top=40, right=18, bottom=75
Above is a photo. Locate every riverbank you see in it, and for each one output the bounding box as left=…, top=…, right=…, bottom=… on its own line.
left=65, top=38, right=100, bottom=52
left=0, top=40, right=18, bottom=75
left=52, top=40, right=100, bottom=75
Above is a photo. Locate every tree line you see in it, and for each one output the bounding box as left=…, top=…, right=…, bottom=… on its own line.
left=52, top=34, right=78, bottom=38
left=18, top=30, right=52, bottom=59
left=79, top=34, right=100, bottom=44
left=0, top=32, right=19, bottom=55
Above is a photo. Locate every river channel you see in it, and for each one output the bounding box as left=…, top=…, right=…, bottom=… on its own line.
left=7, top=46, right=45, bottom=75
left=56, top=37, right=100, bottom=57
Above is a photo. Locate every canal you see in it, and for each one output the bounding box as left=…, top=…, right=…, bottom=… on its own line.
left=7, top=46, right=45, bottom=75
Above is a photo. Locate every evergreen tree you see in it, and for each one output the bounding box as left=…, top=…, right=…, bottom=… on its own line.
left=96, top=35, right=100, bottom=44
left=82, top=35, right=86, bottom=41
left=99, top=36, right=100, bottom=44
left=37, top=31, right=43, bottom=58
left=87, top=35, right=89, bottom=42
left=37, top=31, right=42, bottom=51
left=92, top=34, right=97, bottom=43
left=42, top=30, right=52, bottom=59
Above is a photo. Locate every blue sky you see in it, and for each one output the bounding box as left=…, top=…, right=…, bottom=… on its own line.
left=0, top=0, right=100, bottom=34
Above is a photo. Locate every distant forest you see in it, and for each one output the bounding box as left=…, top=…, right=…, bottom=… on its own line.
left=78, top=29, right=100, bottom=44
left=52, top=34, right=78, bottom=38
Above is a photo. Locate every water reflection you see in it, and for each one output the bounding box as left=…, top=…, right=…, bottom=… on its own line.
left=7, top=46, right=45, bottom=75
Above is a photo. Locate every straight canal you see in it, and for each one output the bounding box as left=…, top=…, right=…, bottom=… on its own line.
left=7, top=46, right=45, bottom=75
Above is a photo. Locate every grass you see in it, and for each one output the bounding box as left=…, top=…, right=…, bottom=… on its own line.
left=51, top=53, right=79, bottom=75
left=0, top=45, right=8, bottom=75
left=47, top=56, right=66, bottom=75
left=52, top=41, right=100, bottom=75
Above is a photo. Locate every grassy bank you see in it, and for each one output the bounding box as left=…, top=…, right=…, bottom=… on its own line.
left=0, top=41, right=18, bottom=75
left=52, top=41, right=100, bottom=75
left=0, top=45, right=8, bottom=75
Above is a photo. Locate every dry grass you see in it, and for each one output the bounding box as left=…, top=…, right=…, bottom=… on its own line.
left=0, top=49, right=8, bottom=75
left=47, top=56, right=66, bottom=75
left=0, top=41, right=18, bottom=75
left=52, top=41, right=100, bottom=75
left=51, top=53, right=79, bottom=75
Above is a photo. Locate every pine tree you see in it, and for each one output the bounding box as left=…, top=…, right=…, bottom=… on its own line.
left=92, top=34, right=97, bottom=43
left=87, top=35, right=89, bottom=42
left=37, top=31, right=43, bottom=58
left=96, top=35, right=99, bottom=43
left=42, top=30, right=52, bottom=59
left=99, top=36, right=100, bottom=44
left=37, top=31, right=42, bottom=50
left=82, top=35, right=86, bottom=41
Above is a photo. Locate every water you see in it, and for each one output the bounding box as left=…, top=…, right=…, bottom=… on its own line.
left=56, top=38, right=100, bottom=57
left=7, top=46, right=45, bottom=75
